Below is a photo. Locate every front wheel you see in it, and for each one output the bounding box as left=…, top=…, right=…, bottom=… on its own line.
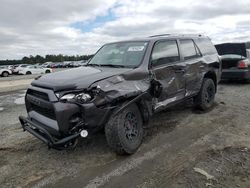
left=105, top=103, right=143, bottom=155
left=2, top=71, right=9, bottom=77
left=45, top=70, right=51, bottom=73
left=194, top=78, right=215, bottom=111
left=26, top=71, right=31, bottom=75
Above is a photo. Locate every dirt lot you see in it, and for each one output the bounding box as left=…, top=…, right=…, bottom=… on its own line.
left=0, top=81, right=250, bottom=188
left=0, top=68, right=68, bottom=93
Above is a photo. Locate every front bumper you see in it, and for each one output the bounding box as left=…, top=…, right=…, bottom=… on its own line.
left=19, top=116, right=80, bottom=149
left=221, top=69, right=250, bottom=80
left=20, top=86, right=113, bottom=149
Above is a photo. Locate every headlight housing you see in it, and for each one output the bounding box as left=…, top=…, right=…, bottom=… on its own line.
left=59, top=93, right=92, bottom=103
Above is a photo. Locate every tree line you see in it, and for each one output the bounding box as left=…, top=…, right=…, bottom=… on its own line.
left=0, top=54, right=94, bottom=65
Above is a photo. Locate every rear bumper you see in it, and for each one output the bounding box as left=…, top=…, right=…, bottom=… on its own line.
left=19, top=116, right=80, bottom=149
left=221, top=69, right=250, bottom=80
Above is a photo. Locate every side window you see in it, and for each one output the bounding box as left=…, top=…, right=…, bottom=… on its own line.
left=151, top=40, right=180, bottom=66
left=180, top=39, right=199, bottom=60
left=195, top=38, right=217, bottom=55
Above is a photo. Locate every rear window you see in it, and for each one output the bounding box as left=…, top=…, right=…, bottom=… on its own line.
left=179, top=39, right=200, bottom=60
left=194, top=38, right=217, bottom=55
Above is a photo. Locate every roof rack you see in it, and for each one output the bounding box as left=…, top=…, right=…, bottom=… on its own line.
left=149, top=34, right=204, bottom=38
left=149, top=34, right=171, bottom=38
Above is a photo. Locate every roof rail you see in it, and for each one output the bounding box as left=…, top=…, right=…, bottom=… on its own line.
left=149, top=34, right=171, bottom=38
left=149, top=34, right=204, bottom=38
left=179, top=34, right=203, bottom=37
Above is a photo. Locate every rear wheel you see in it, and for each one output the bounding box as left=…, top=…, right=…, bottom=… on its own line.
left=105, top=103, right=143, bottom=155
left=26, top=71, right=31, bottom=75
left=2, top=71, right=9, bottom=77
left=45, top=70, right=51, bottom=73
left=194, top=78, right=215, bottom=110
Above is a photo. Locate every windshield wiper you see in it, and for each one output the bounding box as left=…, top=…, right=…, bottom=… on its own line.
left=86, top=64, right=101, bottom=67
left=98, top=64, right=128, bottom=68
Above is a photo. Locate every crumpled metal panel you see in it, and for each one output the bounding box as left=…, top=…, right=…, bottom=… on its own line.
left=91, top=75, right=151, bottom=103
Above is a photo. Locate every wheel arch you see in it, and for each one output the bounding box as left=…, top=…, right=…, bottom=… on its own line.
left=2, top=71, right=9, bottom=76
left=113, top=92, right=153, bottom=126
left=203, top=71, right=217, bottom=92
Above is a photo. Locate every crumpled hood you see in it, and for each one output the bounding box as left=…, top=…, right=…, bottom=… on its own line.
left=31, top=66, right=132, bottom=91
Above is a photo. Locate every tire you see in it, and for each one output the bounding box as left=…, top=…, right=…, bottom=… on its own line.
left=26, top=71, right=31, bottom=75
left=2, top=71, right=9, bottom=77
left=105, top=103, right=144, bottom=155
left=194, top=78, right=215, bottom=111
left=45, top=70, right=51, bottom=74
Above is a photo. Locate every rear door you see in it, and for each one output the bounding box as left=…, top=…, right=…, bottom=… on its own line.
left=150, top=40, right=186, bottom=111
left=179, top=39, right=203, bottom=96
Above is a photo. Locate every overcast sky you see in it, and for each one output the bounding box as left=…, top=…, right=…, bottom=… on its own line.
left=1, top=0, right=250, bottom=60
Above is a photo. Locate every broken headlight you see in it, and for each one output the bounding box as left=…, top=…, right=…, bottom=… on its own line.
left=59, top=93, right=92, bottom=103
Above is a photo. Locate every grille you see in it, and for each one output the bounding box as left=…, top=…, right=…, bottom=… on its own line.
left=27, top=89, right=49, bottom=101
left=29, top=102, right=56, bottom=120
left=26, top=89, right=56, bottom=120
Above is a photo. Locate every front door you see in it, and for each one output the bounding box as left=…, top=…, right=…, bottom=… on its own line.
left=150, top=40, right=186, bottom=111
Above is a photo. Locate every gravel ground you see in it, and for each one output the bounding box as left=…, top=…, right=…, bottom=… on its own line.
left=0, top=82, right=250, bottom=188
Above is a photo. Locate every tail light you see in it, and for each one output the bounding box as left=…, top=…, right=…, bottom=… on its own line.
left=238, top=60, right=248, bottom=69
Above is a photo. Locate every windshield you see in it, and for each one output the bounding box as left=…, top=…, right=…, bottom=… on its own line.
left=88, top=41, right=148, bottom=68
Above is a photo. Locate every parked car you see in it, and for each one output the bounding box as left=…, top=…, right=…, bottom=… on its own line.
left=216, top=43, right=250, bottom=83
left=220, top=54, right=250, bottom=82
left=13, top=64, right=29, bottom=74
left=79, top=60, right=88, bottom=66
left=19, top=34, right=221, bottom=154
left=67, top=61, right=82, bottom=67
left=54, top=62, right=64, bottom=68
left=62, top=61, right=71, bottom=68
left=6, top=65, right=14, bottom=71
left=41, top=62, right=53, bottom=68
left=18, top=65, right=52, bottom=75
left=0, top=66, right=12, bottom=77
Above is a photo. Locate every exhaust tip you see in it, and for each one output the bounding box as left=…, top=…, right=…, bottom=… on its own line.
left=80, top=130, right=88, bottom=138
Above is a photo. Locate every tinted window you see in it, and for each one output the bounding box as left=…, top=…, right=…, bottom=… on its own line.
left=151, top=40, right=180, bottom=66
left=195, top=38, right=217, bottom=55
left=180, top=39, right=199, bottom=60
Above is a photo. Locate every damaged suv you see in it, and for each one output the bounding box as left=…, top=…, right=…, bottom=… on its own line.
left=19, top=34, right=221, bottom=155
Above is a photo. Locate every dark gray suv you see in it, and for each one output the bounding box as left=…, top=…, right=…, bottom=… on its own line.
left=19, top=34, right=221, bottom=155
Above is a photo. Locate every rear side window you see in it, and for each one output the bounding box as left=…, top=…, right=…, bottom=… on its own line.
left=195, top=38, right=217, bottom=55
left=179, top=39, right=200, bottom=60
left=151, top=40, right=180, bottom=66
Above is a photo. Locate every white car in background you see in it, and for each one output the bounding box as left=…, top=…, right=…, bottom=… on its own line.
left=18, top=65, right=52, bottom=75
left=13, top=64, right=29, bottom=74
left=0, top=66, right=12, bottom=77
